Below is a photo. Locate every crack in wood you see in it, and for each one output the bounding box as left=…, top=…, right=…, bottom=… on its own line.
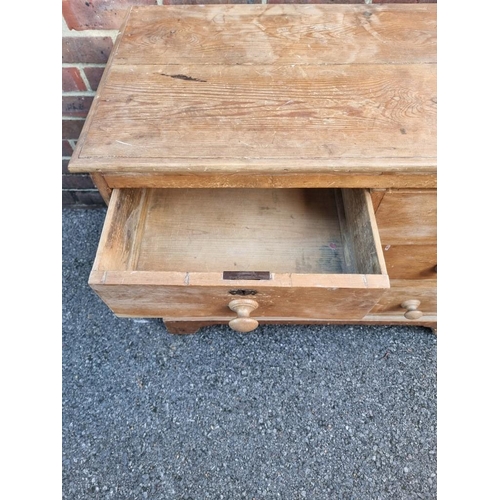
left=161, top=73, right=207, bottom=83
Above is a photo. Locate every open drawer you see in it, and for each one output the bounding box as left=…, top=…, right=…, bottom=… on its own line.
left=89, top=188, right=389, bottom=332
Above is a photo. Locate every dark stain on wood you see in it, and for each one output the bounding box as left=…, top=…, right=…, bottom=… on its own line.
left=161, top=73, right=207, bottom=83
left=223, top=271, right=271, bottom=280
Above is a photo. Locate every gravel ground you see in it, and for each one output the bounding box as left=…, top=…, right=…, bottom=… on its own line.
left=62, top=208, right=437, bottom=499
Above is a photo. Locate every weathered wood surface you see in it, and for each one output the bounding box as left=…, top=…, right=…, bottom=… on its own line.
left=367, top=279, right=437, bottom=317
left=115, top=5, right=436, bottom=66
left=90, top=173, right=112, bottom=205
left=382, top=244, right=437, bottom=280
left=136, top=188, right=348, bottom=274
left=341, top=188, right=386, bottom=276
left=75, top=5, right=438, bottom=329
left=91, top=278, right=435, bottom=324
left=102, top=172, right=437, bottom=190
left=90, top=280, right=387, bottom=321
left=91, top=187, right=388, bottom=282
left=69, top=4, right=436, bottom=182
left=89, top=185, right=391, bottom=320
left=375, top=189, right=437, bottom=245
left=72, top=63, right=436, bottom=173
left=91, top=188, right=145, bottom=272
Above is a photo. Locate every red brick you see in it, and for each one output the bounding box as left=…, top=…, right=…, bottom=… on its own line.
left=83, top=67, right=105, bottom=91
left=62, top=67, right=87, bottom=92
left=62, top=190, right=105, bottom=207
left=62, top=174, right=96, bottom=189
left=75, top=190, right=106, bottom=206
left=78, top=191, right=106, bottom=206
left=62, top=119, right=85, bottom=140
left=62, top=190, right=77, bottom=206
left=63, top=96, right=94, bottom=118
left=63, top=0, right=157, bottom=31
left=63, top=140, right=74, bottom=157
left=62, top=37, right=113, bottom=64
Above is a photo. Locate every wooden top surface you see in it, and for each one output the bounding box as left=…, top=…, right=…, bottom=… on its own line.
left=69, top=4, right=436, bottom=176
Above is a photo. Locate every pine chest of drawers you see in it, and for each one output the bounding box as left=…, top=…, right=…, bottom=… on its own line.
left=69, top=4, right=437, bottom=334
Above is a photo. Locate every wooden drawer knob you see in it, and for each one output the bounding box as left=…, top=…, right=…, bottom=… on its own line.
left=401, top=299, right=423, bottom=320
left=228, top=299, right=259, bottom=333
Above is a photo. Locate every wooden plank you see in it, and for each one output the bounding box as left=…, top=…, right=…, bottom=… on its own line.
left=334, top=190, right=356, bottom=274
left=90, top=173, right=112, bottom=205
left=382, top=244, right=437, bottom=280
left=370, top=189, right=386, bottom=213
left=89, top=280, right=386, bottom=320
left=89, top=270, right=389, bottom=289
left=125, top=189, right=151, bottom=271
left=70, top=158, right=437, bottom=175
left=341, top=188, right=387, bottom=275
left=376, top=189, right=437, bottom=245
left=91, top=188, right=146, bottom=272
left=368, top=279, right=437, bottom=317
left=73, top=63, right=435, bottom=175
left=136, top=188, right=348, bottom=274
left=115, top=5, right=436, bottom=66
left=100, top=172, right=437, bottom=189
left=69, top=8, right=131, bottom=176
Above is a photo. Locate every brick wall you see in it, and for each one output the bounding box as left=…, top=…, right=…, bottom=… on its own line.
left=62, top=0, right=436, bottom=208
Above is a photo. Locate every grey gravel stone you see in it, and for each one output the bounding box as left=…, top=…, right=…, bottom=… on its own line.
left=63, top=208, right=437, bottom=500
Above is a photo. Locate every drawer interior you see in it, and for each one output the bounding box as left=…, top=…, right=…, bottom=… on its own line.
left=94, top=188, right=387, bottom=278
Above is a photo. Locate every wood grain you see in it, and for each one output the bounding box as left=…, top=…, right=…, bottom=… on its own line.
left=367, top=279, right=436, bottom=317
left=137, top=188, right=348, bottom=274
left=115, top=5, right=436, bottom=66
left=89, top=185, right=391, bottom=320
left=90, top=173, right=112, bottom=205
left=94, top=187, right=388, bottom=278
left=101, top=172, right=437, bottom=190
left=90, top=270, right=389, bottom=289
left=341, top=188, right=387, bottom=276
left=68, top=4, right=436, bottom=180
left=74, top=5, right=437, bottom=329
left=375, top=189, right=437, bottom=244
left=91, top=188, right=145, bottom=272
left=90, top=280, right=386, bottom=321
left=382, top=244, right=437, bottom=280
left=72, top=63, right=436, bottom=174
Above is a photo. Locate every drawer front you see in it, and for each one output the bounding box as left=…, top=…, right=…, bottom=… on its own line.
left=382, top=244, right=437, bottom=280
left=372, top=189, right=436, bottom=282
left=90, top=281, right=385, bottom=321
left=373, top=189, right=437, bottom=245
left=365, top=281, right=436, bottom=321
